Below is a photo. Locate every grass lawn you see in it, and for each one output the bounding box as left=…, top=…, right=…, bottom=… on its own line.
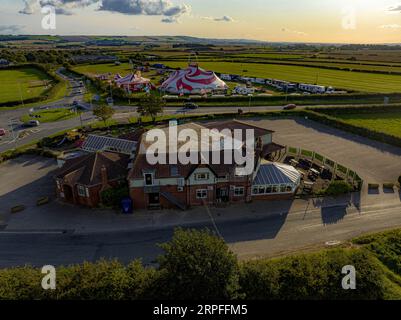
left=155, top=60, right=401, bottom=93
left=0, top=67, right=53, bottom=104
left=20, top=108, right=80, bottom=123
left=329, top=112, right=401, bottom=138
left=73, top=63, right=164, bottom=84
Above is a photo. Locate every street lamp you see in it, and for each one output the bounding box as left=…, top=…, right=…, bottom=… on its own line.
left=18, top=81, right=25, bottom=108
left=248, top=94, right=252, bottom=113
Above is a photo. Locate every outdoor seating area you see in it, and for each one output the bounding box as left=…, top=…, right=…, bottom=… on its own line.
left=283, top=146, right=363, bottom=196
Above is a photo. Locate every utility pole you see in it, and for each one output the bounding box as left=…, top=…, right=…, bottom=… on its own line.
left=285, top=85, right=289, bottom=104
left=9, top=118, right=17, bottom=149
left=79, top=111, right=83, bottom=128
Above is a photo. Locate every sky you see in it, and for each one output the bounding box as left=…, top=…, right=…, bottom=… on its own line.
left=0, top=0, right=401, bottom=43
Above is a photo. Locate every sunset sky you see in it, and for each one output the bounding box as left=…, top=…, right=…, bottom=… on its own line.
left=0, top=0, right=401, bottom=43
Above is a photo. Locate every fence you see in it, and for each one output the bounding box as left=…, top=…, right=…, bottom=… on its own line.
left=286, top=146, right=364, bottom=188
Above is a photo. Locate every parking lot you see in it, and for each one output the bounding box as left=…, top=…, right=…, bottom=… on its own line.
left=249, top=117, right=401, bottom=183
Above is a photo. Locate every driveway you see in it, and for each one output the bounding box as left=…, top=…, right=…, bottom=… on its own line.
left=249, top=117, right=401, bottom=183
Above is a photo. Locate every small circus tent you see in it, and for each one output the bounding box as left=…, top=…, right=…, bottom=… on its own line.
left=160, top=63, right=228, bottom=94
left=115, top=72, right=154, bottom=92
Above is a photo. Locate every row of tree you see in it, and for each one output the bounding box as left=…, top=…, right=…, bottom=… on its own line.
left=92, top=95, right=165, bottom=126
left=0, top=229, right=394, bottom=300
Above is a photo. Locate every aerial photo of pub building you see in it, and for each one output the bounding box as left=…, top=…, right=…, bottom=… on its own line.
left=55, top=120, right=301, bottom=210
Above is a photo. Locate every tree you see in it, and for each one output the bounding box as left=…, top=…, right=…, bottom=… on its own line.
left=93, top=105, right=115, bottom=127
left=157, top=228, right=239, bottom=300
left=137, top=94, right=165, bottom=122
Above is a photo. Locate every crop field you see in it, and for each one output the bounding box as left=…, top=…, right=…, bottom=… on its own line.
left=156, top=60, right=401, bottom=93
left=0, top=67, right=52, bottom=104
left=169, top=55, right=401, bottom=73
left=327, top=111, right=401, bottom=138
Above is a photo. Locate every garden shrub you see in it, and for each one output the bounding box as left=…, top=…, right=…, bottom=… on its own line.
left=100, top=183, right=129, bottom=208
left=323, top=181, right=353, bottom=196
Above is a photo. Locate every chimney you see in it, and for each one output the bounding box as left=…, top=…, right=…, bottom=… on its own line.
left=100, top=165, right=110, bottom=191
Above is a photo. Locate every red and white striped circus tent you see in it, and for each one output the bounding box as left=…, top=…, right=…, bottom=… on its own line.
left=160, top=63, right=228, bottom=94
left=115, top=72, right=154, bottom=92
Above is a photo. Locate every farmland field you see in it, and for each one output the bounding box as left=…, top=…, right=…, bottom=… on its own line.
left=73, top=63, right=164, bottom=84
left=156, top=60, right=401, bottom=93
left=0, top=67, right=52, bottom=104
left=326, top=112, right=401, bottom=138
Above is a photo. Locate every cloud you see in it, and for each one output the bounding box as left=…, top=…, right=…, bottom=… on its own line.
left=202, top=15, right=235, bottom=22
left=99, top=0, right=191, bottom=22
left=20, top=0, right=98, bottom=15
left=0, top=25, right=25, bottom=34
left=19, top=0, right=39, bottom=14
left=214, top=15, right=234, bottom=22
left=161, top=17, right=176, bottom=23
left=380, top=24, right=401, bottom=29
left=388, top=4, right=401, bottom=12
left=281, top=28, right=308, bottom=36
left=19, top=0, right=191, bottom=22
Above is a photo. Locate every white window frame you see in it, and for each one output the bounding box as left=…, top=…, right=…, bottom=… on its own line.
left=195, top=173, right=209, bottom=181
left=77, top=185, right=88, bottom=198
left=196, top=189, right=208, bottom=199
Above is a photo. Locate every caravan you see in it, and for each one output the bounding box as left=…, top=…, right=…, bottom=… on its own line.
left=298, top=84, right=326, bottom=94
left=232, top=86, right=255, bottom=95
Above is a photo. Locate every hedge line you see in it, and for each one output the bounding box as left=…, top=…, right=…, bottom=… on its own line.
left=0, top=229, right=398, bottom=300
left=300, top=109, right=401, bottom=148
left=161, top=58, right=401, bottom=76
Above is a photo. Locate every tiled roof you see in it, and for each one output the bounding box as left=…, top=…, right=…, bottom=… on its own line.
left=262, top=142, right=286, bottom=157
left=55, top=151, right=130, bottom=186
left=203, top=119, right=274, bottom=138
left=129, top=120, right=274, bottom=180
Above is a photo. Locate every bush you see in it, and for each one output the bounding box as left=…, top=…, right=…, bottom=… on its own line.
left=323, top=181, right=353, bottom=196
left=0, top=228, right=400, bottom=300
left=239, top=249, right=388, bottom=300
left=100, top=184, right=129, bottom=208
left=157, top=228, right=239, bottom=300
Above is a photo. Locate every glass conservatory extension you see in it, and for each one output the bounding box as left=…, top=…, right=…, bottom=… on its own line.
left=252, top=162, right=301, bottom=196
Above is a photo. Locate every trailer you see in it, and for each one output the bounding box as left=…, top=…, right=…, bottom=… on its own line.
left=232, top=86, right=255, bottom=95
left=220, top=74, right=232, bottom=81
left=299, top=83, right=326, bottom=94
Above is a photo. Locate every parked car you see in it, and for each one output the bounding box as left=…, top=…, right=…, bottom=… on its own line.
left=25, top=120, right=40, bottom=127
left=0, top=128, right=6, bottom=136
left=183, top=102, right=199, bottom=110
left=283, top=104, right=297, bottom=110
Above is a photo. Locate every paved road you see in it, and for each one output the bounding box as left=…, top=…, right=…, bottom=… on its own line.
left=0, top=69, right=93, bottom=152
left=0, top=200, right=400, bottom=268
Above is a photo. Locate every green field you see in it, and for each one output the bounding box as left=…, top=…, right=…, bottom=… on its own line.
left=21, top=108, right=79, bottom=123
left=73, top=63, right=165, bottom=89
left=0, top=67, right=52, bottom=104
left=329, top=111, right=401, bottom=138
left=156, top=60, right=401, bottom=93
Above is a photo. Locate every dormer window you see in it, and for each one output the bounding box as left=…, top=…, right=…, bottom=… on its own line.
left=195, top=173, right=209, bottom=181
